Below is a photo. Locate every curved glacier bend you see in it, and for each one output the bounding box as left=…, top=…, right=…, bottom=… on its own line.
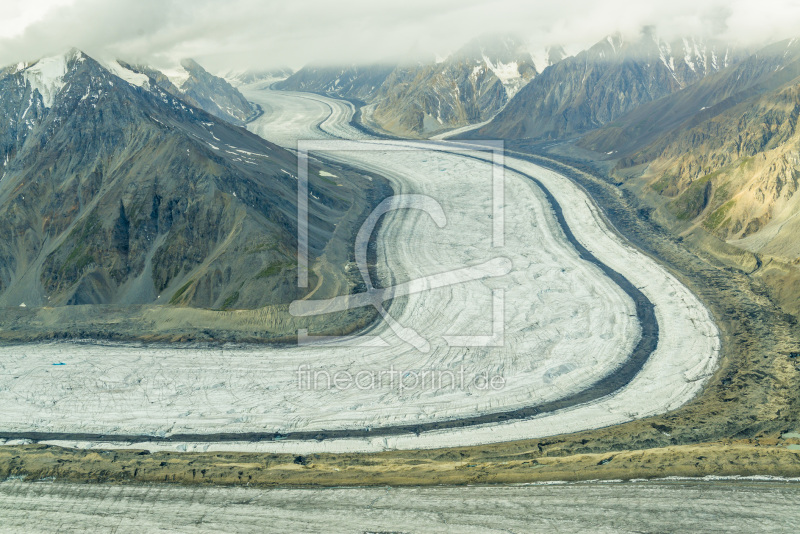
left=0, top=88, right=720, bottom=453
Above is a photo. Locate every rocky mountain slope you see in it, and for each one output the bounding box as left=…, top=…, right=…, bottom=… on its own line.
left=466, top=30, right=739, bottom=141
left=173, top=58, right=261, bottom=124
left=0, top=49, right=373, bottom=313
left=369, top=35, right=537, bottom=136
left=579, top=39, right=800, bottom=157
left=612, top=39, right=800, bottom=248
left=564, top=38, right=800, bottom=314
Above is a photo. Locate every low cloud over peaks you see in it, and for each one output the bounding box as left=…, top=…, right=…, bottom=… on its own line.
left=2, top=0, right=800, bottom=71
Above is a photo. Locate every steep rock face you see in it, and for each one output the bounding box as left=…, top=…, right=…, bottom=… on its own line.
left=370, top=35, right=537, bottom=136
left=0, top=50, right=366, bottom=310
left=176, top=58, right=261, bottom=125
left=468, top=31, right=739, bottom=141
left=273, top=64, right=397, bottom=102
left=0, top=62, right=49, bottom=173
left=116, top=58, right=260, bottom=126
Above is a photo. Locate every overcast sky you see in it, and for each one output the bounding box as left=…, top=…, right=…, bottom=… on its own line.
left=2, top=0, right=800, bottom=72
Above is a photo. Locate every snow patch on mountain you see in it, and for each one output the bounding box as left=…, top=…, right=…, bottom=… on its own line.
left=530, top=49, right=549, bottom=74
left=161, top=66, right=191, bottom=89
left=100, top=59, right=150, bottom=89
left=482, top=55, right=524, bottom=95
left=530, top=45, right=567, bottom=74
left=222, top=68, right=294, bottom=87
left=646, top=31, right=734, bottom=88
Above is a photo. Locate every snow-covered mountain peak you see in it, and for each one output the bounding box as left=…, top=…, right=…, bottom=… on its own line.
left=607, top=33, right=624, bottom=53
left=481, top=55, right=525, bottom=96
left=21, top=48, right=84, bottom=107
left=452, top=34, right=537, bottom=97
left=649, top=34, right=736, bottom=86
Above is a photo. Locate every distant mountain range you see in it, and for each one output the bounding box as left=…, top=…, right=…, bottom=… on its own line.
left=276, top=35, right=541, bottom=136
left=277, top=31, right=743, bottom=140
left=0, top=49, right=371, bottom=312
left=275, top=64, right=396, bottom=102
left=223, top=67, right=294, bottom=87
left=369, top=35, right=537, bottom=137
left=465, top=30, right=741, bottom=141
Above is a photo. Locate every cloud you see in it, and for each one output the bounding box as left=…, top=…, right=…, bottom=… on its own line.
left=1, top=0, right=800, bottom=72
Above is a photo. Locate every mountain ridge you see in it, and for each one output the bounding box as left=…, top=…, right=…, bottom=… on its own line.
left=462, top=31, right=741, bottom=141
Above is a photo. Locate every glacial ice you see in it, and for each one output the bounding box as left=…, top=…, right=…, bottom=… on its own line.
left=0, top=86, right=720, bottom=454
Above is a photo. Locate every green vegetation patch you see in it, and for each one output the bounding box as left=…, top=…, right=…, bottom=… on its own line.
left=245, top=242, right=279, bottom=254
left=672, top=176, right=713, bottom=220
left=738, top=156, right=755, bottom=170
left=169, top=280, right=194, bottom=304
left=255, top=261, right=293, bottom=279
left=650, top=174, right=676, bottom=195
left=57, top=213, right=102, bottom=275
left=220, top=291, right=240, bottom=310
left=704, top=200, right=736, bottom=231
left=60, top=244, right=95, bottom=275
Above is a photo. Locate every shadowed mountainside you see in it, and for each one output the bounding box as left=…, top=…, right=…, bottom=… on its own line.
left=0, top=50, right=377, bottom=315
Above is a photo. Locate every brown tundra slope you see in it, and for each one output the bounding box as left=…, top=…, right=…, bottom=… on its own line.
left=578, top=38, right=800, bottom=314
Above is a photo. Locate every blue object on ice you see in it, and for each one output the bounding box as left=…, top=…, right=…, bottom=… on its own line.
left=52, top=362, right=66, bottom=366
